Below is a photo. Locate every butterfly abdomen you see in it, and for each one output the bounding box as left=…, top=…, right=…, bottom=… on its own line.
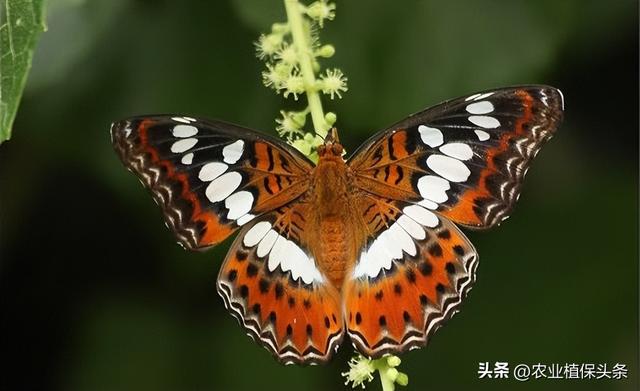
left=314, top=217, right=356, bottom=288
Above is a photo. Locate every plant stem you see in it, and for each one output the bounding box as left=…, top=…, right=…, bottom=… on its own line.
left=379, top=375, right=395, bottom=391
left=283, top=0, right=328, bottom=137
left=372, top=359, right=396, bottom=391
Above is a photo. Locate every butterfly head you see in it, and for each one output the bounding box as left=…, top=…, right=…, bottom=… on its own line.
left=318, top=128, right=344, bottom=158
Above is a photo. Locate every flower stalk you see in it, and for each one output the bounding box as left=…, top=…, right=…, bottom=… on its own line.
left=256, top=0, right=347, bottom=161
left=342, top=355, right=408, bottom=390
left=255, top=1, right=409, bottom=388
left=283, top=0, right=328, bottom=136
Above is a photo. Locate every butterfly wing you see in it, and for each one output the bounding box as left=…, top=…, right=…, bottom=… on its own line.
left=348, top=85, right=564, bottom=228
left=111, top=116, right=314, bottom=250
left=217, top=200, right=345, bottom=365
left=343, top=85, right=563, bottom=357
left=344, top=195, right=477, bottom=357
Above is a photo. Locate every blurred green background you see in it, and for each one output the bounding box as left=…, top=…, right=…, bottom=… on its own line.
left=1, top=0, right=637, bottom=390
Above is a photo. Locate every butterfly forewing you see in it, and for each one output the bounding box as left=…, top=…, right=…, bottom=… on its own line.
left=111, top=116, right=314, bottom=250
left=348, top=86, right=564, bottom=228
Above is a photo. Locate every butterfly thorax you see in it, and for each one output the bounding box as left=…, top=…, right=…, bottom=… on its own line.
left=308, top=134, right=362, bottom=288
left=313, top=140, right=348, bottom=215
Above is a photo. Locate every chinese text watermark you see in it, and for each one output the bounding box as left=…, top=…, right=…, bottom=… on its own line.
left=478, top=362, right=628, bottom=381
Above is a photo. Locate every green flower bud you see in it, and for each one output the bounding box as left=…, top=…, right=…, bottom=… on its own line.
left=276, top=44, right=298, bottom=67
left=304, top=132, right=315, bottom=142
left=271, top=23, right=289, bottom=35
left=386, top=368, right=399, bottom=382
left=316, top=44, right=335, bottom=58
left=386, top=355, right=401, bottom=367
left=256, top=33, right=283, bottom=59
left=325, top=112, right=337, bottom=126
left=292, top=138, right=312, bottom=156
left=306, top=1, right=336, bottom=27
left=396, top=372, right=409, bottom=386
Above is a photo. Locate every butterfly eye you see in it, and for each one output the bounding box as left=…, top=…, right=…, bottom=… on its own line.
left=317, top=144, right=327, bottom=156
left=331, top=143, right=343, bottom=156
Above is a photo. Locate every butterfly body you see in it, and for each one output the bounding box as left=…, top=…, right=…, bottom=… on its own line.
left=307, top=133, right=363, bottom=287
left=111, top=85, right=564, bottom=364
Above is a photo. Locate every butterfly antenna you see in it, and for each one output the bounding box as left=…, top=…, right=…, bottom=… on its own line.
left=324, top=127, right=340, bottom=145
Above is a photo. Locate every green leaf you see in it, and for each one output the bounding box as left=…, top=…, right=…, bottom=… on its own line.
left=0, top=0, right=46, bottom=143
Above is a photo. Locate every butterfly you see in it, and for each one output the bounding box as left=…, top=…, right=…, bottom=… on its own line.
left=111, top=85, right=563, bottom=365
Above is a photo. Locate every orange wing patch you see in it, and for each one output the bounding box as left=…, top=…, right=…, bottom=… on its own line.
left=351, top=129, right=425, bottom=202
left=115, top=118, right=234, bottom=248
left=344, top=203, right=477, bottom=358
left=348, top=86, right=563, bottom=229
left=111, top=116, right=313, bottom=250
left=218, top=250, right=343, bottom=364
left=216, top=202, right=345, bottom=365
left=440, top=89, right=540, bottom=227
left=245, top=141, right=310, bottom=214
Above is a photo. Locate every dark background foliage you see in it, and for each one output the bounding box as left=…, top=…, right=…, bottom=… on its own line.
left=1, top=1, right=637, bottom=390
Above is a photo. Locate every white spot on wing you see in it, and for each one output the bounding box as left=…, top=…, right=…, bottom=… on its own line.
left=172, top=124, right=198, bottom=137
left=474, top=130, right=490, bottom=141
left=181, top=152, right=194, bottom=165
left=403, top=205, right=438, bottom=227
left=540, top=91, right=549, bottom=107
left=417, top=175, right=450, bottom=202
left=171, top=138, right=198, bottom=153
left=236, top=213, right=255, bottom=226
left=418, top=125, right=444, bottom=147
left=418, top=199, right=438, bottom=210
left=426, top=154, right=471, bottom=182
left=465, top=101, right=494, bottom=114
left=243, top=221, right=272, bottom=247
left=257, top=229, right=278, bottom=258
left=268, top=236, right=288, bottom=273
left=439, top=143, right=474, bottom=161
left=396, top=215, right=425, bottom=240
left=465, top=93, right=481, bottom=101
left=225, top=191, right=253, bottom=220
left=244, top=227, right=324, bottom=284
left=353, top=205, right=449, bottom=279
left=389, top=223, right=416, bottom=256
left=171, top=117, right=191, bottom=124
left=223, top=140, right=244, bottom=164
left=279, top=238, right=323, bottom=284
left=369, top=230, right=395, bottom=268
left=199, top=162, right=228, bottom=181
left=469, top=115, right=500, bottom=129
left=475, top=92, right=495, bottom=100
left=205, top=171, right=242, bottom=202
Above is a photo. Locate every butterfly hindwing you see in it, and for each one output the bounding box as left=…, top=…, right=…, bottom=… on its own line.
left=345, top=196, right=477, bottom=357
left=348, top=85, right=564, bottom=228
left=217, top=200, right=345, bottom=365
left=111, top=116, right=314, bottom=250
